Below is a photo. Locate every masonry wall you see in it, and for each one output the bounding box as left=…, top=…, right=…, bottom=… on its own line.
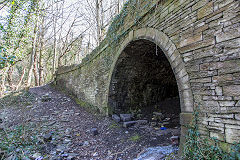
left=55, top=0, right=240, bottom=148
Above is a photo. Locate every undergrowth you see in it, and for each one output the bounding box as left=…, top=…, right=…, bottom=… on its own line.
left=0, top=90, right=35, bottom=109
left=0, top=124, right=40, bottom=160
left=109, top=122, right=120, bottom=129
left=183, top=107, right=240, bottom=160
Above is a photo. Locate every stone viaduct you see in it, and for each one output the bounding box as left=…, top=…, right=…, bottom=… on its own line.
left=54, top=0, right=240, bottom=150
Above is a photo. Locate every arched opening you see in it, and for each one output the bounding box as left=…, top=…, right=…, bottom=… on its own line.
left=108, top=39, right=181, bottom=128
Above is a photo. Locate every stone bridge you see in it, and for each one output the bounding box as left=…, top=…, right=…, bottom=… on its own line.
left=54, top=0, right=240, bottom=150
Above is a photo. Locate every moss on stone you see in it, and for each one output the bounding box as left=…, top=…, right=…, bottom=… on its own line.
left=219, top=141, right=231, bottom=153
left=74, top=98, right=101, bottom=115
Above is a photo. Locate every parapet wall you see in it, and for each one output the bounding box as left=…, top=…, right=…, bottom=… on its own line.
left=55, top=0, right=240, bottom=149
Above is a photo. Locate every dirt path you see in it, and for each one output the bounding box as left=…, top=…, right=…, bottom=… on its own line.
left=0, top=85, right=179, bottom=160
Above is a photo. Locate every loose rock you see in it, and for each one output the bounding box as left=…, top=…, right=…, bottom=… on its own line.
left=91, top=128, right=98, bottom=136
left=123, top=121, right=137, bottom=128
left=120, top=114, right=132, bottom=122
left=170, top=136, right=179, bottom=146
left=43, top=133, right=52, bottom=142
left=0, top=125, right=4, bottom=131
left=68, top=153, right=78, bottom=158
left=31, top=153, right=42, bottom=159
left=61, top=153, right=69, bottom=157
left=41, top=94, right=51, bottom=102
left=83, top=141, right=89, bottom=146
left=93, top=152, right=98, bottom=157
left=112, top=114, right=120, bottom=123
left=136, top=120, right=148, bottom=125
left=56, top=145, right=67, bottom=153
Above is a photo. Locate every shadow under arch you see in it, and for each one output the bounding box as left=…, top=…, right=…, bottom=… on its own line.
left=106, top=28, right=194, bottom=151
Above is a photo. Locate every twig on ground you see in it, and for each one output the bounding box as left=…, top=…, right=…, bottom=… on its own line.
left=136, top=148, right=146, bottom=158
left=110, top=144, right=136, bottom=160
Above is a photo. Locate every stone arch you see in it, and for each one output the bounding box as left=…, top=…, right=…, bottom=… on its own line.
left=107, top=28, right=193, bottom=113
left=106, top=28, right=194, bottom=149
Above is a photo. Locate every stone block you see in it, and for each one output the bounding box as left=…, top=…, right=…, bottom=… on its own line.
left=235, top=114, right=240, bottom=120
left=155, top=31, right=169, bottom=49
left=236, top=101, right=240, bottom=107
left=197, top=2, right=213, bottom=19
left=208, top=113, right=234, bottom=119
left=203, top=100, right=220, bottom=107
left=146, top=28, right=157, bottom=40
left=123, top=121, right=137, bottom=128
left=225, top=124, right=240, bottom=130
left=208, top=125, right=225, bottom=133
left=179, top=34, right=202, bottom=48
left=192, top=0, right=209, bottom=11
left=215, top=87, right=223, bottom=96
left=134, top=28, right=147, bottom=39
left=200, top=62, right=224, bottom=71
left=216, top=28, right=240, bottom=43
left=219, top=101, right=235, bottom=107
left=183, top=97, right=194, bottom=113
left=176, top=67, right=188, bottom=80
left=180, top=112, right=193, bottom=126
left=167, top=44, right=177, bottom=58
left=178, top=38, right=215, bottom=53
left=218, top=119, right=240, bottom=125
left=129, top=30, right=134, bottom=41
left=225, top=128, right=240, bottom=143
left=223, top=85, right=240, bottom=96
left=213, top=74, right=233, bottom=83
left=220, top=107, right=240, bottom=113
left=112, top=114, right=120, bottom=123
left=206, top=12, right=223, bottom=23
left=195, top=24, right=209, bottom=33
left=210, top=132, right=225, bottom=141
left=120, top=114, right=132, bottom=122
left=234, top=96, right=240, bottom=101
left=178, top=75, right=191, bottom=90
left=193, top=46, right=215, bottom=59
left=219, top=59, right=240, bottom=75
left=190, top=77, right=212, bottom=83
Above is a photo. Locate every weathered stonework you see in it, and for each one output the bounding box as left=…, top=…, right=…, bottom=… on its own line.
left=54, top=0, right=240, bottom=150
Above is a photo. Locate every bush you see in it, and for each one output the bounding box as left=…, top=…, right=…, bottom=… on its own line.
left=183, top=108, right=240, bottom=160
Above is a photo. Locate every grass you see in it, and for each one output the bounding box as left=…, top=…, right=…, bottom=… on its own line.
left=109, top=122, right=120, bottom=129
left=129, top=134, right=141, bottom=142
left=0, top=90, right=35, bottom=109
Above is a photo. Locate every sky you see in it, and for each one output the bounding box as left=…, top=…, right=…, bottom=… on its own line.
left=0, top=0, right=126, bottom=51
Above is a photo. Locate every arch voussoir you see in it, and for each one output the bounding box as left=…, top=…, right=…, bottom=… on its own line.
left=107, top=27, right=194, bottom=152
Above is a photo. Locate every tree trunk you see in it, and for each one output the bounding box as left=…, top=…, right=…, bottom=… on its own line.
left=52, top=13, right=57, bottom=76
left=96, top=0, right=101, bottom=45
left=33, top=47, right=39, bottom=86
left=38, top=16, right=45, bottom=86
left=15, top=68, right=26, bottom=91
left=7, top=66, right=14, bottom=90
left=0, top=67, right=8, bottom=97
left=26, top=23, right=38, bottom=88
left=117, top=0, right=120, bottom=14
left=39, top=44, right=43, bottom=86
